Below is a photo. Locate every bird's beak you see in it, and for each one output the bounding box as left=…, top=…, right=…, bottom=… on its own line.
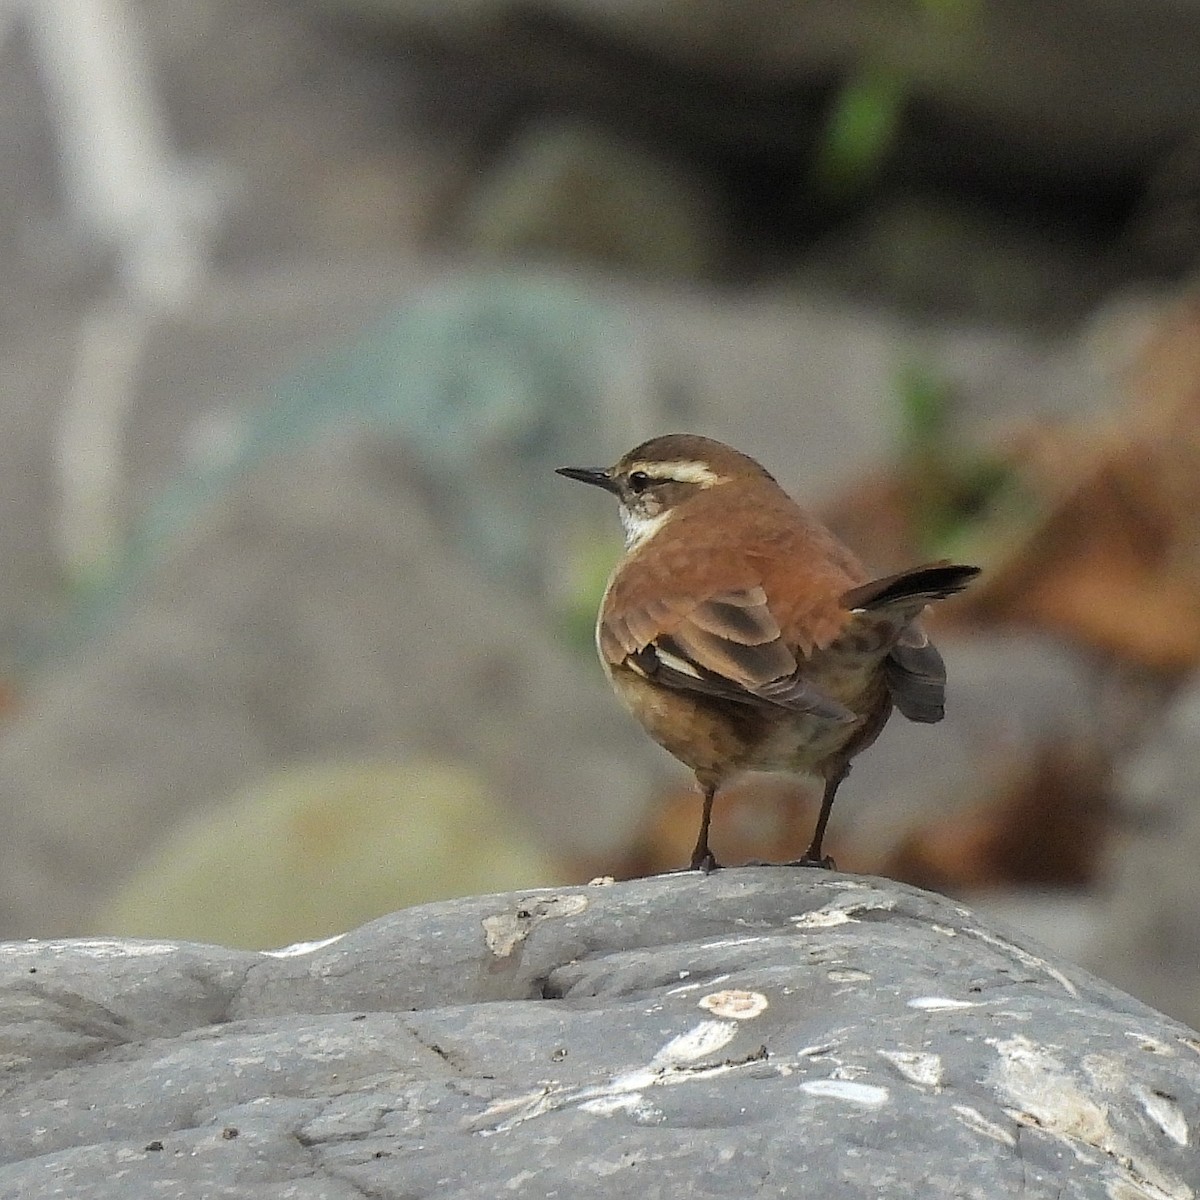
left=556, top=465, right=620, bottom=494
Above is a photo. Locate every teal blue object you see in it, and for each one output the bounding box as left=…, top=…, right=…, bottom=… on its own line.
left=100, top=273, right=644, bottom=629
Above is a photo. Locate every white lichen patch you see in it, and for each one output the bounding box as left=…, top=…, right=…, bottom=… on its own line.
left=790, top=896, right=897, bottom=930
left=1084, top=1053, right=1130, bottom=1093
left=699, top=936, right=770, bottom=951
left=1132, top=1084, right=1189, bottom=1147
left=471, top=1087, right=556, bottom=1132
left=505, top=1169, right=542, bottom=1191
left=992, top=1036, right=1112, bottom=1145
left=908, top=996, right=980, bottom=1011
left=878, top=1049, right=944, bottom=1089
left=964, top=926, right=1079, bottom=998
left=652, top=1020, right=737, bottom=1065
left=665, top=973, right=734, bottom=1000
left=826, top=969, right=871, bottom=983
left=471, top=1020, right=767, bottom=1134
left=799, top=1079, right=889, bottom=1107
left=1106, top=1179, right=1195, bottom=1200
left=952, top=1104, right=1016, bottom=1146
left=577, top=1093, right=662, bottom=1123
left=4, top=938, right=180, bottom=960
left=482, top=893, right=589, bottom=957
left=698, top=990, right=768, bottom=1020
left=790, top=909, right=854, bottom=929
left=989, top=1035, right=1194, bottom=1200
left=261, top=933, right=346, bottom=958
left=796, top=1042, right=840, bottom=1058
left=1124, top=1033, right=1175, bottom=1057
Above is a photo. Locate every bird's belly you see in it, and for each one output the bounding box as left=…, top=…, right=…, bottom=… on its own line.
left=748, top=713, right=862, bottom=773
left=606, top=667, right=756, bottom=777
left=606, top=665, right=877, bottom=782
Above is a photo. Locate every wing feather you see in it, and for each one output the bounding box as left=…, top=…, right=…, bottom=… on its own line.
left=601, top=587, right=855, bottom=722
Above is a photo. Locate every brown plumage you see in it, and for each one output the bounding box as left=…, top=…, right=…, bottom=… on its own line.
left=558, top=434, right=979, bottom=871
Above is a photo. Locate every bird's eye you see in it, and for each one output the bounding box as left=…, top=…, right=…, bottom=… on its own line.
left=628, top=471, right=651, bottom=494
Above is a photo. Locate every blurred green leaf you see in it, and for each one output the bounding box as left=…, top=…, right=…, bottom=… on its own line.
left=812, top=67, right=906, bottom=199
left=556, top=531, right=621, bottom=657
left=891, top=358, right=1026, bottom=556
left=896, top=361, right=953, bottom=452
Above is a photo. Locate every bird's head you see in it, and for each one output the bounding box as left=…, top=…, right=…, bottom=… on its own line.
left=557, top=434, right=778, bottom=548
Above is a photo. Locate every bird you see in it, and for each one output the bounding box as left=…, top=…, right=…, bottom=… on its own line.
left=557, top=434, right=980, bottom=873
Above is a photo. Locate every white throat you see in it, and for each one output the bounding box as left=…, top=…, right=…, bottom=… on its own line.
left=620, top=505, right=672, bottom=549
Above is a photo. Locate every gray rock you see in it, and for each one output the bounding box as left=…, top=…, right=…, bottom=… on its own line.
left=0, top=434, right=661, bottom=938
left=456, top=119, right=723, bottom=278
left=794, top=197, right=1102, bottom=328
left=831, top=632, right=1104, bottom=862
left=1086, top=681, right=1200, bottom=1033
left=2, top=872, right=1198, bottom=1198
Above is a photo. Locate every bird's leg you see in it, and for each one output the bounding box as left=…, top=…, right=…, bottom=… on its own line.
left=795, top=763, right=850, bottom=869
left=689, top=778, right=721, bottom=873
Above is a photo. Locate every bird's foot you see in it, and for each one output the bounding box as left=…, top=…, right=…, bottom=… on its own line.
left=689, top=849, right=722, bottom=874
left=787, top=853, right=837, bottom=870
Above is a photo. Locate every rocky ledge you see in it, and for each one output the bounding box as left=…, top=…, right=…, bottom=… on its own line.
left=1, top=871, right=1197, bottom=1198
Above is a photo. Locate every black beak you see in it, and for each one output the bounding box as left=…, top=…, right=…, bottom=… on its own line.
left=556, top=465, right=620, bottom=495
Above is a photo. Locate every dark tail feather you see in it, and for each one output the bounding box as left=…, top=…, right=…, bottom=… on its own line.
left=846, top=562, right=979, bottom=724
left=886, top=638, right=948, bottom=723
left=842, top=562, right=980, bottom=612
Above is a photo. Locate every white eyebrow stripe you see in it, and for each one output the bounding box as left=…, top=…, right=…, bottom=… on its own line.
left=628, top=461, right=727, bottom=487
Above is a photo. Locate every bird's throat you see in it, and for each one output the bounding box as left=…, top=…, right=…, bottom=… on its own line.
left=620, top=505, right=673, bottom=550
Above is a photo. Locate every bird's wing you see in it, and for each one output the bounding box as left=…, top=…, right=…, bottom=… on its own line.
left=600, top=586, right=855, bottom=722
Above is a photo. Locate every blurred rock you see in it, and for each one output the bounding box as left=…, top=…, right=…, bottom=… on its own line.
left=1, top=259, right=1093, bottom=943
left=1086, top=680, right=1200, bottom=1032
left=138, top=0, right=466, bottom=262
left=93, top=760, right=563, bottom=949
left=828, top=633, right=1104, bottom=864
left=794, top=197, right=1101, bottom=328
left=0, top=434, right=661, bottom=940
left=955, top=293, right=1200, bottom=676
left=159, top=272, right=658, bottom=588
left=881, top=739, right=1111, bottom=893
left=327, top=0, right=1200, bottom=237
left=457, top=119, right=723, bottom=279
left=4, top=871, right=1200, bottom=1198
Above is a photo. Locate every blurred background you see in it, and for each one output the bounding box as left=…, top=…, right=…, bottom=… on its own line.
left=1, top=0, right=1199, bottom=1024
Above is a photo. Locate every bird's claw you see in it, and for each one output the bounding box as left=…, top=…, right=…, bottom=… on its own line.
left=788, top=853, right=837, bottom=870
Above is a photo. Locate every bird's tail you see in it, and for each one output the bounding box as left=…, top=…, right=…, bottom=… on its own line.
left=841, top=562, right=979, bottom=725
left=841, top=562, right=980, bottom=617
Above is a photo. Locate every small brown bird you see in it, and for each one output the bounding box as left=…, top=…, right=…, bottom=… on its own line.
left=558, top=434, right=979, bottom=872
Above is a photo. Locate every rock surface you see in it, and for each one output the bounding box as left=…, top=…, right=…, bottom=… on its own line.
left=1087, top=680, right=1200, bottom=1034
left=2, top=871, right=1198, bottom=1199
